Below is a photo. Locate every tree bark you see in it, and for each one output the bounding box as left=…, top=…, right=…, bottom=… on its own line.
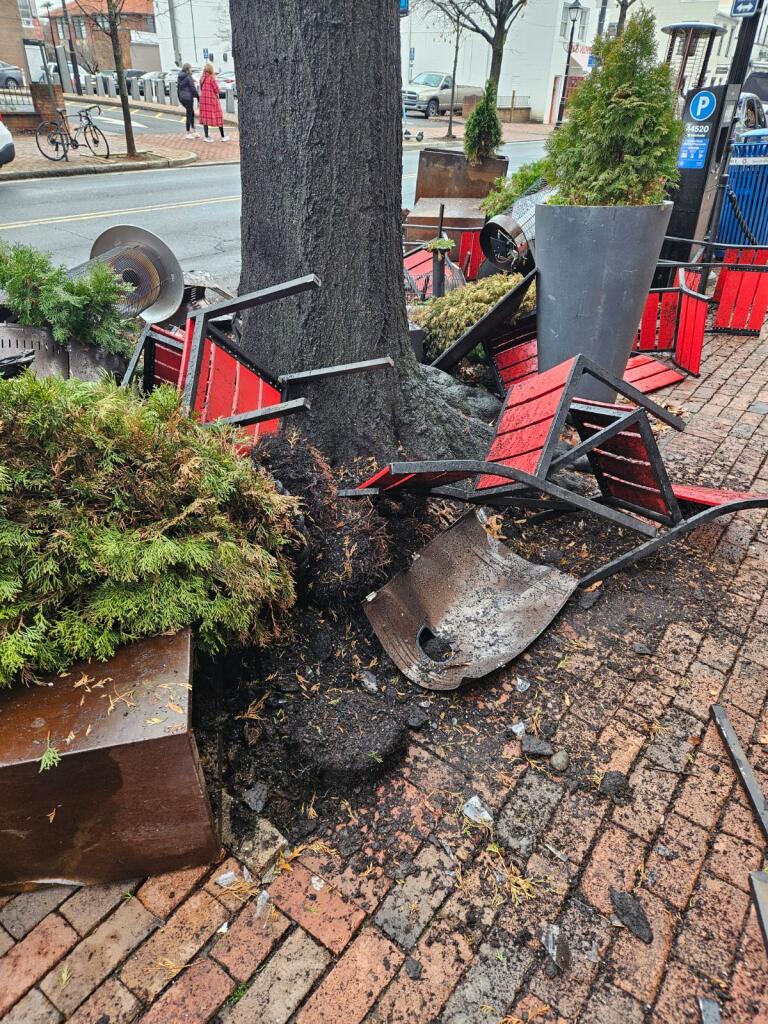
left=107, top=0, right=136, bottom=158
left=231, top=0, right=490, bottom=467
left=446, top=14, right=460, bottom=138
left=488, top=22, right=506, bottom=89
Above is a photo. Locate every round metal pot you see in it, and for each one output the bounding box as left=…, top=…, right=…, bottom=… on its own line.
left=535, top=201, right=673, bottom=402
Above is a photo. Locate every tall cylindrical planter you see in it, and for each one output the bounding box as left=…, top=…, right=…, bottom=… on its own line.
left=535, top=201, right=672, bottom=402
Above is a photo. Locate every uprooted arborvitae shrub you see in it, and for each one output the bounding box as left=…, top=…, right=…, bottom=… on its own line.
left=411, top=273, right=536, bottom=360
left=0, top=374, right=296, bottom=687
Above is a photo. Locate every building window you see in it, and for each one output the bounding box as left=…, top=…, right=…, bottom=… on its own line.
left=145, top=14, right=156, bottom=32
left=560, top=4, right=589, bottom=42
left=73, top=15, right=86, bottom=39
left=17, top=0, right=34, bottom=26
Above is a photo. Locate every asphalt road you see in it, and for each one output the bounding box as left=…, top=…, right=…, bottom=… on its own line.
left=0, top=140, right=545, bottom=293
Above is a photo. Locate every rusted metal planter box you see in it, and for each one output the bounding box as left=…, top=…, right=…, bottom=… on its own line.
left=0, top=630, right=218, bottom=894
left=414, top=148, right=509, bottom=204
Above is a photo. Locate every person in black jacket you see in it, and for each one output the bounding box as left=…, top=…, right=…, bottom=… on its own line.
left=177, top=64, right=199, bottom=139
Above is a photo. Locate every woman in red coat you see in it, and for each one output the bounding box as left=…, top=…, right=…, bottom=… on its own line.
left=199, top=63, right=230, bottom=143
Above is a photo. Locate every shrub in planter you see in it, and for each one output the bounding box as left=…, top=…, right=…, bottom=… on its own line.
left=0, top=243, right=135, bottom=359
left=411, top=273, right=535, bottom=361
left=481, top=158, right=550, bottom=219
left=464, top=80, right=503, bottom=165
left=536, top=9, right=683, bottom=399
left=0, top=374, right=296, bottom=688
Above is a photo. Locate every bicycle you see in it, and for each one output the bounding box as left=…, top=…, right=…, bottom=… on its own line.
left=35, top=105, right=110, bottom=162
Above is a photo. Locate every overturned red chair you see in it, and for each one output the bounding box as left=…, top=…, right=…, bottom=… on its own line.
left=123, top=275, right=393, bottom=439
left=342, top=354, right=768, bottom=690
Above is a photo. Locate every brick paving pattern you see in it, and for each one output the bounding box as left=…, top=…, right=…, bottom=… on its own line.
left=1, top=325, right=768, bottom=1021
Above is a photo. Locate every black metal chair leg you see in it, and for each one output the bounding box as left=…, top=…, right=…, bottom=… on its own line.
left=579, top=498, right=768, bottom=588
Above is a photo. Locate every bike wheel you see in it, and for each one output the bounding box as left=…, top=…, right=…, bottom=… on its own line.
left=36, top=121, right=68, bottom=161
left=83, top=124, right=109, bottom=159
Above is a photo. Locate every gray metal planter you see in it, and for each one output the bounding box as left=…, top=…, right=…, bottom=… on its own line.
left=0, top=324, right=126, bottom=381
left=535, top=201, right=673, bottom=402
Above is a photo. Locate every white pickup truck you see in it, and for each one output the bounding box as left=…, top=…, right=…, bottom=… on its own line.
left=402, top=72, right=480, bottom=119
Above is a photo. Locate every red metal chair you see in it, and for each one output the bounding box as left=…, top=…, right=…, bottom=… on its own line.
left=568, top=401, right=768, bottom=585
left=712, top=244, right=768, bottom=335
left=123, top=275, right=393, bottom=442
left=341, top=354, right=683, bottom=542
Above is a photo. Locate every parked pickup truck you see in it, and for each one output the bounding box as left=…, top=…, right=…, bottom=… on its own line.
left=402, top=73, right=480, bottom=119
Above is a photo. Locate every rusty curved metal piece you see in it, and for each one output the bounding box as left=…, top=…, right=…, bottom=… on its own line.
left=364, top=512, right=578, bottom=691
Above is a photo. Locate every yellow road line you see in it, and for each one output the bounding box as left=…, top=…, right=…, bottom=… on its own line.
left=0, top=195, right=241, bottom=232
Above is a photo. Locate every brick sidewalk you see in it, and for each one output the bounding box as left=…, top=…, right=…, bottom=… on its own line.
left=2, top=325, right=768, bottom=1023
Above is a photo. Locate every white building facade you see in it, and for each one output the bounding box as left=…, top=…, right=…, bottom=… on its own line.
left=153, top=0, right=232, bottom=71
left=400, top=0, right=720, bottom=123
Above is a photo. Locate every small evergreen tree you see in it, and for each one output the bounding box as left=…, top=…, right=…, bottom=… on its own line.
left=545, top=9, right=682, bottom=206
left=464, top=80, right=503, bottom=164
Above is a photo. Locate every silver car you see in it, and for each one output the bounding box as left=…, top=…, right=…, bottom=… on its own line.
left=0, top=116, right=15, bottom=167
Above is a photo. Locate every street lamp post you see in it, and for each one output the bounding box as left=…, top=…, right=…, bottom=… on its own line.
left=556, top=0, right=582, bottom=127
left=61, top=0, right=83, bottom=95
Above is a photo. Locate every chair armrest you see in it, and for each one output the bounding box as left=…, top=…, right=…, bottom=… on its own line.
left=279, top=356, right=394, bottom=388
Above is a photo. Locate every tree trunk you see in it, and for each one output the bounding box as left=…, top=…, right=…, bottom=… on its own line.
left=231, top=0, right=490, bottom=467
left=108, top=0, right=136, bottom=158
left=616, top=1, right=629, bottom=35
left=488, top=23, right=506, bottom=90
left=446, top=14, right=460, bottom=139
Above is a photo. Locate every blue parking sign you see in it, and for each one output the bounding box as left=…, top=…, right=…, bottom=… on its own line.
left=689, top=90, right=717, bottom=122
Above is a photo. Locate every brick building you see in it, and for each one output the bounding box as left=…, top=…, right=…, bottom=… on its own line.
left=46, top=0, right=160, bottom=72
left=0, top=0, right=27, bottom=70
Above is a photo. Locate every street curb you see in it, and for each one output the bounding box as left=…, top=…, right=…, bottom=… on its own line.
left=64, top=92, right=240, bottom=128
left=0, top=151, right=198, bottom=182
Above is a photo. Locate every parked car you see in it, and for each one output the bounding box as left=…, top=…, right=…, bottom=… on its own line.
left=734, top=92, right=767, bottom=140
left=0, top=115, right=15, bottom=168
left=218, top=72, right=237, bottom=99
left=402, top=72, right=480, bottom=118
left=37, top=61, right=90, bottom=87
left=0, top=61, right=23, bottom=89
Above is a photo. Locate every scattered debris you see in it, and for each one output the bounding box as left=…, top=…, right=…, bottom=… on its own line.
left=405, top=956, right=423, bottom=980
left=521, top=736, right=554, bottom=758
left=610, top=888, right=653, bottom=944
left=359, top=670, right=380, bottom=695
left=215, top=871, right=238, bottom=889
left=549, top=750, right=569, bottom=773
left=516, top=676, right=532, bottom=694
left=310, top=875, right=325, bottom=892
left=463, top=795, right=493, bottom=827
left=510, top=720, right=526, bottom=739
left=598, top=771, right=632, bottom=803
left=243, top=781, right=270, bottom=814
left=255, top=890, right=271, bottom=921
left=698, top=996, right=722, bottom=1024
left=578, top=589, right=602, bottom=610
left=540, top=923, right=571, bottom=975
left=407, top=707, right=429, bottom=731
left=632, top=642, right=653, bottom=656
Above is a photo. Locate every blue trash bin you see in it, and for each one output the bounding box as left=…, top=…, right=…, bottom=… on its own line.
left=718, top=130, right=768, bottom=245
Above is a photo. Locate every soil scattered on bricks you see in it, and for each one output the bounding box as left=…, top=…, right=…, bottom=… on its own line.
left=192, top=427, right=749, bottom=853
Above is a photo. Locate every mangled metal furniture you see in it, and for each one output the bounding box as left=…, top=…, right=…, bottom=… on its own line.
left=431, top=262, right=710, bottom=395
left=343, top=355, right=768, bottom=689
left=123, top=274, right=393, bottom=440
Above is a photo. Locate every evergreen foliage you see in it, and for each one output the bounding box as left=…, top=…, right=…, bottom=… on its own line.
left=464, top=80, right=503, bottom=165
left=545, top=9, right=683, bottom=206
left=0, top=374, right=296, bottom=688
left=0, top=243, right=134, bottom=357
left=481, top=158, right=550, bottom=218
left=411, top=273, right=535, bottom=359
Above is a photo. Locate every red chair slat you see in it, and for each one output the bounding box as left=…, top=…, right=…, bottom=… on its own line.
left=202, top=344, right=239, bottom=422
left=671, top=483, right=767, bottom=507
left=504, top=357, right=575, bottom=408
left=599, top=476, right=669, bottom=516
left=477, top=448, right=542, bottom=490
left=493, top=339, right=538, bottom=372
left=496, top=388, right=563, bottom=437
left=748, top=251, right=768, bottom=332
left=658, top=292, right=679, bottom=349
left=356, top=465, right=473, bottom=492
left=232, top=360, right=282, bottom=439
left=499, top=358, right=538, bottom=388
left=638, top=292, right=660, bottom=350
